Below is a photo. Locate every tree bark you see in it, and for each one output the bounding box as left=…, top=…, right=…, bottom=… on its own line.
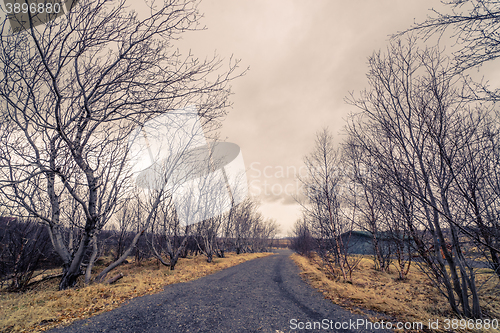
left=96, top=229, right=145, bottom=282
left=85, top=234, right=99, bottom=285
left=105, top=273, right=123, bottom=285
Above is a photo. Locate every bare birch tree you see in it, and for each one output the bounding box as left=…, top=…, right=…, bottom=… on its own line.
left=405, top=0, right=500, bottom=281
left=343, top=137, right=391, bottom=271
left=148, top=196, right=189, bottom=270
left=0, top=0, right=240, bottom=289
left=347, top=37, right=494, bottom=318
left=404, top=0, right=500, bottom=74
left=300, top=128, right=359, bottom=281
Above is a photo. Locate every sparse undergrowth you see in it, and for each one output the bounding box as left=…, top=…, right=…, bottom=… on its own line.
left=291, top=253, right=500, bottom=333
left=0, top=252, right=273, bottom=333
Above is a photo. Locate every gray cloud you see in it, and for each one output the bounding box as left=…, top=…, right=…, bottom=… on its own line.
left=169, top=0, right=447, bottom=234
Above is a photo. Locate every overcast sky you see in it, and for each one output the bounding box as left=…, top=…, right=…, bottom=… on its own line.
left=0, top=0, right=454, bottom=235
left=173, top=0, right=454, bottom=236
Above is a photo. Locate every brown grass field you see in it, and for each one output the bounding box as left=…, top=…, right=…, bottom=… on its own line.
left=0, top=252, right=273, bottom=333
left=3, top=251, right=499, bottom=333
left=291, top=253, right=500, bottom=333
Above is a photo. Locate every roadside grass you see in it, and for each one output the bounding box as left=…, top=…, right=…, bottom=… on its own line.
left=291, top=253, right=500, bottom=332
left=0, top=252, right=273, bottom=333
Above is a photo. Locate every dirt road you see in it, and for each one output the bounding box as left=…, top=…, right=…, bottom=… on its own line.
left=49, top=250, right=387, bottom=332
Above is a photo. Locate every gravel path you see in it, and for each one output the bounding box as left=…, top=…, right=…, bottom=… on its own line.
left=49, top=250, right=388, bottom=333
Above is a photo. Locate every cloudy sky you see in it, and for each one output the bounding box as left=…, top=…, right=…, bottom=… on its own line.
left=0, top=0, right=452, bottom=235
left=174, top=0, right=453, bottom=235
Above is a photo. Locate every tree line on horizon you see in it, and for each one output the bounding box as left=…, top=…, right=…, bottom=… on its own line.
left=0, top=196, right=279, bottom=292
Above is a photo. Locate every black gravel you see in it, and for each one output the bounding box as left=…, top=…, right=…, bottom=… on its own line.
left=49, top=250, right=391, bottom=333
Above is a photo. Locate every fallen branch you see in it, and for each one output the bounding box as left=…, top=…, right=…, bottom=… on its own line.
left=105, top=273, right=123, bottom=285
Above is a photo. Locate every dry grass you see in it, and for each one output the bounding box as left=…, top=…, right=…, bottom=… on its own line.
left=0, top=252, right=273, bottom=333
left=291, top=253, right=500, bottom=332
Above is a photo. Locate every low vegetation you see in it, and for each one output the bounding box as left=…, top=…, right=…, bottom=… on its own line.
left=291, top=253, right=500, bottom=333
left=0, top=252, right=272, bottom=333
